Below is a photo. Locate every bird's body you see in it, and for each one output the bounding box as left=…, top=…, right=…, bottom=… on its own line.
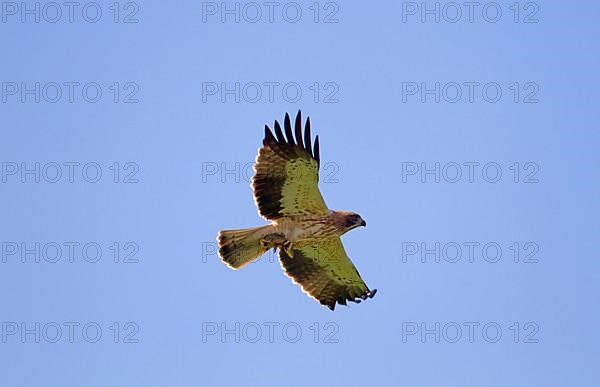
left=270, top=212, right=346, bottom=247
left=217, top=111, right=376, bottom=310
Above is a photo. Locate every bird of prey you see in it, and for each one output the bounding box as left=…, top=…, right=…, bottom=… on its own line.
left=217, top=111, right=376, bottom=310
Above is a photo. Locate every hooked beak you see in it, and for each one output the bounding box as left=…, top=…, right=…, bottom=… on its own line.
left=360, top=219, right=367, bottom=227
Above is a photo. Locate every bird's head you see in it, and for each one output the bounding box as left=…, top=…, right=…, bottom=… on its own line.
left=332, top=210, right=366, bottom=232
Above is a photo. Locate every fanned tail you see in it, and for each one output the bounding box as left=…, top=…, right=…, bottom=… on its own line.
left=217, top=225, right=271, bottom=269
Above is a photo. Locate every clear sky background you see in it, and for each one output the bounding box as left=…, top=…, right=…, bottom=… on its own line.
left=1, top=1, right=599, bottom=386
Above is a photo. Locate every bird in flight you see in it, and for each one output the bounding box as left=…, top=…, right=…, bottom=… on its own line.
left=217, top=111, right=376, bottom=310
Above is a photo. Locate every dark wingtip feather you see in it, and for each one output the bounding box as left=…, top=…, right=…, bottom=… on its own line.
left=274, top=120, right=286, bottom=143
left=264, top=125, right=276, bottom=145
left=304, top=117, right=312, bottom=157
left=294, top=111, right=304, bottom=148
left=284, top=112, right=295, bottom=145
left=313, top=135, right=320, bottom=167
left=265, top=113, right=320, bottom=167
left=357, top=289, right=377, bottom=302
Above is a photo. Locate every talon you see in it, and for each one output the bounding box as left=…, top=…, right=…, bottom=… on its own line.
left=261, top=232, right=288, bottom=250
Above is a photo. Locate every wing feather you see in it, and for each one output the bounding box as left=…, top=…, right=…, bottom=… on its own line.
left=294, top=111, right=304, bottom=148
left=252, top=111, right=328, bottom=220
left=304, top=117, right=312, bottom=157
left=313, top=135, right=320, bottom=167
left=284, top=112, right=295, bottom=145
left=278, top=238, right=376, bottom=310
left=274, top=120, right=286, bottom=143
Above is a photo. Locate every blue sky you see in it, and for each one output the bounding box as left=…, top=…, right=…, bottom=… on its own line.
left=1, top=1, right=599, bottom=386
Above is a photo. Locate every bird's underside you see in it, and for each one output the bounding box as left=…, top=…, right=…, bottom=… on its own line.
left=217, top=111, right=376, bottom=310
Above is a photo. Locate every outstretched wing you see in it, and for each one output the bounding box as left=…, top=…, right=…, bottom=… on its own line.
left=252, top=111, right=328, bottom=220
left=278, top=238, right=377, bottom=310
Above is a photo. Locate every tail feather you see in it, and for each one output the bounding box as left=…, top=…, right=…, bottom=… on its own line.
left=217, top=225, right=271, bottom=269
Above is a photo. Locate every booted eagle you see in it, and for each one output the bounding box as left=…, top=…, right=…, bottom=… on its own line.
left=217, top=111, right=376, bottom=310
